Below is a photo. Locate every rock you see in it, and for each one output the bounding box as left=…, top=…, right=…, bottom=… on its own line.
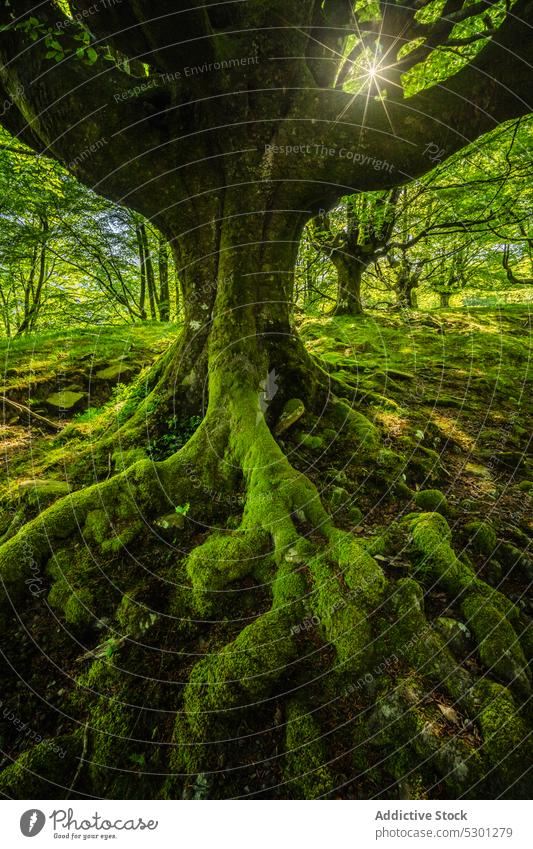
left=434, top=617, right=471, bottom=655
left=347, top=505, right=363, bottom=525
left=414, top=489, right=448, bottom=515
left=18, top=479, right=71, bottom=507
left=95, top=363, right=133, bottom=382
left=45, top=390, right=86, bottom=411
left=275, top=398, right=305, bottom=435
left=464, top=520, right=497, bottom=555
left=422, top=393, right=463, bottom=408
left=329, top=486, right=350, bottom=511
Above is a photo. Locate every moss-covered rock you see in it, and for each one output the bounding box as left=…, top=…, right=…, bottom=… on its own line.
left=185, top=529, right=268, bottom=614
left=414, top=489, right=448, bottom=515
left=369, top=677, right=480, bottom=795
left=462, top=593, right=530, bottom=695
left=17, top=479, right=71, bottom=508
left=0, top=734, right=82, bottom=798
left=464, top=520, right=497, bottom=555
left=433, top=617, right=472, bottom=656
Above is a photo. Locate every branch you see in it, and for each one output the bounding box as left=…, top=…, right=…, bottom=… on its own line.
left=0, top=3, right=171, bottom=217
left=0, top=394, right=62, bottom=432
left=310, top=0, right=533, bottom=201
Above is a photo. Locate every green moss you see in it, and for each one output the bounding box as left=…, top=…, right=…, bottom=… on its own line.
left=306, top=533, right=385, bottom=673
left=369, top=677, right=480, bottom=794
left=83, top=509, right=109, bottom=545
left=0, top=734, right=82, bottom=798
left=87, top=696, right=137, bottom=795
left=170, top=591, right=301, bottom=781
left=414, top=489, right=448, bottom=515
left=408, top=512, right=475, bottom=594
left=47, top=548, right=96, bottom=628
left=112, top=447, right=147, bottom=471
left=474, top=680, right=532, bottom=796
left=297, top=432, right=325, bottom=450
left=64, top=587, right=94, bottom=626
left=185, top=529, right=268, bottom=614
left=407, top=512, right=528, bottom=697
left=283, top=700, right=334, bottom=798
left=386, top=578, right=472, bottom=701
left=116, top=586, right=158, bottom=638
left=462, top=593, right=530, bottom=694
left=433, top=617, right=471, bottom=656
left=464, top=520, right=497, bottom=555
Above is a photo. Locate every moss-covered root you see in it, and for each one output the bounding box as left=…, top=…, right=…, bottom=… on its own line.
left=185, top=528, right=270, bottom=615
left=307, top=530, right=386, bottom=673
left=166, top=555, right=306, bottom=795
left=0, top=452, right=196, bottom=613
left=408, top=513, right=530, bottom=695
left=282, top=699, right=335, bottom=798
left=380, top=577, right=532, bottom=795
left=0, top=734, right=83, bottom=799
left=0, top=413, right=230, bottom=618
left=368, top=677, right=482, bottom=796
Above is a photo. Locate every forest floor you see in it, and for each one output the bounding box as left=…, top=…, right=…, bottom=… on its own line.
left=0, top=306, right=531, bottom=799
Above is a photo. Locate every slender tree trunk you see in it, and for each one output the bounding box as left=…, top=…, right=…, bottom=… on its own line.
left=158, top=236, right=170, bottom=321
left=138, top=222, right=158, bottom=320
left=15, top=216, right=48, bottom=336
left=135, top=223, right=147, bottom=321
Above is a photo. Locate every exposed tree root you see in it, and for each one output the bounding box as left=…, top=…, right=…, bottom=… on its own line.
left=0, top=370, right=531, bottom=801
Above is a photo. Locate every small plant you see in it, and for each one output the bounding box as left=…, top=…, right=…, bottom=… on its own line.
left=74, top=406, right=104, bottom=423
left=147, top=415, right=202, bottom=460
left=174, top=502, right=190, bottom=516
left=192, top=773, right=210, bottom=800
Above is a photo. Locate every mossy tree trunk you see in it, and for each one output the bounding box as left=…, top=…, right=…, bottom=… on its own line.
left=331, top=256, right=365, bottom=316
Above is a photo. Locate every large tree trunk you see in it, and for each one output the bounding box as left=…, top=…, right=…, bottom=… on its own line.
left=152, top=207, right=328, bottom=428
left=440, top=292, right=451, bottom=308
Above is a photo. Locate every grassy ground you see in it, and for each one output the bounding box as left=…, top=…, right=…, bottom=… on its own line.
left=0, top=306, right=531, bottom=799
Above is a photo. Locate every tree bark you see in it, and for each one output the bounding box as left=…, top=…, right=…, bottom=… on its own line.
left=158, top=236, right=170, bottom=321
left=331, top=257, right=364, bottom=316
left=135, top=223, right=148, bottom=321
